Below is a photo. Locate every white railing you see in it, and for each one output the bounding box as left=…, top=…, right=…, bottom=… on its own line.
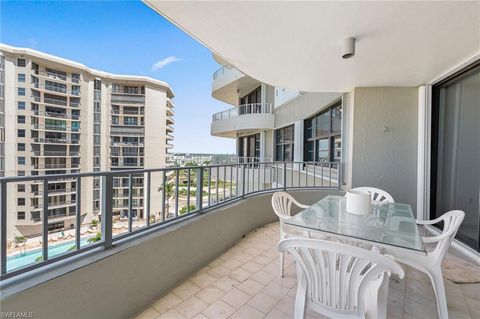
left=212, top=103, right=273, bottom=121
left=0, top=161, right=342, bottom=280
left=212, top=64, right=234, bottom=80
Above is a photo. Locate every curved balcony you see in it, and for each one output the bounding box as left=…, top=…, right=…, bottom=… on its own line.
left=212, top=65, right=261, bottom=105
left=211, top=103, right=274, bottom=138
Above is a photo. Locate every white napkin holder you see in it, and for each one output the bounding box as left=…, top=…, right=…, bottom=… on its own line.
left=346, top=190, right=371, bottom=215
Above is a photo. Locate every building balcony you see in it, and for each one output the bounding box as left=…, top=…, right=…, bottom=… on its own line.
left=110, top=126, right=145, bottom=136
left=32, top=110, right=80, bottom=121
left=211, top=103, right=274, bottom=138
left=32, top=68, right=80, bottom=84
left=212, top=64, right=261, bottom=105
left=31, top=151, right=80, bottom=157
left=0, top=162, right=477, bottom=319
left=32, top=137, right=80, bottom=145
left=32, top=96, right=80, bottom=108
left=31, top=83, right=81, bottom=97
left=31, top=124, right=80, bottom=133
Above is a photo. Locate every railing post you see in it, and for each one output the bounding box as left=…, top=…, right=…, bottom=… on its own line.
left=128, top=174, right=133, bottom=232
left=283, top=161, right=287, bottom=190
left=0, top=181, right=7, bottom=275
left=75, top=177, right=81, bottom=250
left=146, top=172, right=151, bottom=227
left=42, top=180, right=49, bottom=262
left=196, top=167, right=203, bottom=212
left=242, top=164, right=246, bottom=198
left=101, top=174, right=113, bottom=249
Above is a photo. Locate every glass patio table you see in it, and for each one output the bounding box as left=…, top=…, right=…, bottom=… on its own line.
left=285, top=195, right=426, bottom=253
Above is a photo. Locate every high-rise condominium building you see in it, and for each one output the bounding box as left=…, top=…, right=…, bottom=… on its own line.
left=0, top=44, right=174, bottom=239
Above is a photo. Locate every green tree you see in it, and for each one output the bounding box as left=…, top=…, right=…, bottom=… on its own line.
left=179, top=204, right=196, bottom=215
left=87, top=232, right=102, bottom=244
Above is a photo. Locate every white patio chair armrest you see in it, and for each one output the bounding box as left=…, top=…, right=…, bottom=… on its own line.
left=291, top=198, right=310, bottom=209
left=416, top=217, right=443, bottom=225
left=421, top=226, right=457, bottom=243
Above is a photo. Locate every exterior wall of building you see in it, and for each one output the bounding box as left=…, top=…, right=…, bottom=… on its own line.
left=0, top=45, right=174, bottom=239
left=350, top=87, right=418, bottom=212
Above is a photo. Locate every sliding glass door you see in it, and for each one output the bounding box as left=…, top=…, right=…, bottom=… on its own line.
left=431, top=62, right=480, bottom=251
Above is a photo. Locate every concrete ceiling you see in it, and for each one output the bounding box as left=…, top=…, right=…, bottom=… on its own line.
left=145, top=1, right=480, bottom=92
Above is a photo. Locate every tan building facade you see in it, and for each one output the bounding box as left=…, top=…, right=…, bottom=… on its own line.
left=0, top=44, right=174, bottom=239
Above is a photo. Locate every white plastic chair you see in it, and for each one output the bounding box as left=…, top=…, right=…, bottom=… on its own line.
left=350, top=187, right=395, bottom=203
left=278, top=238, right=405, bottom=319
left=271, top=192, right=310, bottom=277
left=390, top=210, right=465, bottom=319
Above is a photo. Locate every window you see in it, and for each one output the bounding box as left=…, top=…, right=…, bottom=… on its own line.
left=17, top=59, right=26, bottom=67
left=17, top=101, right=25, bottom=110
left=17, top=170, right=25, bottom=176
left=17, top=88, right=25, bottom=96
left=17, top=198, right=25, bottom=206
left=17, top=143, right=25, bottom=151
left=17, top=129, right=25, bottom=137
left=238, top=133, right=260, bottom=162
left=17, top=184, right=25, bottom=192
left=18, top=74, right=25, bottom=82
left=18, top=157, right=25, bottom=165
left=431, top=62, right=480, bottom=252
left=17, top=212, right=25, bottom=220
left=304, top=102, right=342, bottom=162
left=275, top=125, right=295, bottom=161
left=17, top=115, right=25, bottom=124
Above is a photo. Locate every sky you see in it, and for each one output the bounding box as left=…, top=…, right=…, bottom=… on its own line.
left=0, top=0, right=236, bottom=154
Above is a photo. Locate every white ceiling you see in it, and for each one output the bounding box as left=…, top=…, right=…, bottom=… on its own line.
left=145, top=1, right=480, bottom=92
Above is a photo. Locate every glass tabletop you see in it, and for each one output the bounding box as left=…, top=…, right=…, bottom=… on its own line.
left=285, top=195, right=426, bottom=252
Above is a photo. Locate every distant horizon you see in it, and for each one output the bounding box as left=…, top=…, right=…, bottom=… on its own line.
left=0, top=0, right=236, bottom=154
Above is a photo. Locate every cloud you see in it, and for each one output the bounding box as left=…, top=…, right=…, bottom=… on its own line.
left=151, top=56, right=180, bottom=71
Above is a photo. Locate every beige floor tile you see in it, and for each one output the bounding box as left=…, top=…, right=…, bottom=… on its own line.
left=207, top=265, right=231, bottom=279
left=195, top=286, right=225, bottom=304
left=274, top=295, right=295, bottom=317
left=190, top=271, right=217, bottom=289
left=232, top=252, right=254, bottom=263
left=240, top=260, right=264, bottom=273
left=191, top=314, right=208, bottom=319
left=212, top=276, right=240, bottom=292
left=261, top=280, right=291, bottom=301
left=174, top=296, right=208, bottom=319
left=227, top=267, right=251, bottom=283
left=157, top=309, right=185, bottom=319
left=221, top=258, right=243, bottom=271
left=135, top=307, right=161, bottom=319
left=264, top=308, right=291, bottom=319
left=173, top=281, right=202, bottom=301
left=230, top=304, right=265, bottom=319
left=202, top=300, right=235, bottom=319
left=247, top=292, right=278, bottom=313
left=152, top=293, right=183, bottom=314
left=237, top=278, right=265, bottom=296
left=250, top=269, right=277, bottom=286
left=221, top=287, right=252, bottom=309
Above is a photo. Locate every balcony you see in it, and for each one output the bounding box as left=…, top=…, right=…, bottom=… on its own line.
left=211, top=103, right=274, bottom=138
left=212, top=64, right=261, bottom=105
left=32, top=96, right=80, bottom=108
left=1, top=162, right=478, bottom=319
left=32, top=110, right=80, bottom=120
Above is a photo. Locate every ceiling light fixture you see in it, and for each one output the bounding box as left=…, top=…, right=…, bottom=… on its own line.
left=342, top=37, right=356, bottom=59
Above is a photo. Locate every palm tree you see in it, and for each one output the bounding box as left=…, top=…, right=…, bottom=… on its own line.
left=158, top=182, right=175, bottom=220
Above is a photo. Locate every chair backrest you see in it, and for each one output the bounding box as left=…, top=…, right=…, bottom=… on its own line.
left=271, top=191, right=309, bottom=220
left=432, top=210, right=465, bottom=260
left=350, top=187, right=395, bottom=203
left=278, top=238, right=404, bottom=318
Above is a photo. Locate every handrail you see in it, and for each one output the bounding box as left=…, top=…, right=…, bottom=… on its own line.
left=212, top=64, right=234, bottom=80
left=212, top=103, right=273, bottom=121
left=0, top=161, right=342, bottom=280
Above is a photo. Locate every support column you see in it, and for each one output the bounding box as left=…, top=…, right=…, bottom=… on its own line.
left=260, top=131, right=266, bottom=160
left=293, top=120, right=303, bottom=162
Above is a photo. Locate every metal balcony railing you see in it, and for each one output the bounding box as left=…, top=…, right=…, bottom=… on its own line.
left=32, top=151, right=80, bottom=157
left=212, top=103, right=273, bottom=121
left=32, top=110, right=80, bottom=120
left=32, top=83, right=81, bottom=96
left=32, top=96, right=80, bottom=108
left=212, top=64, right=234, bottom=80
left=0, top=161, right=342, bottom=280
left=32, top=69, right=80, bottom=83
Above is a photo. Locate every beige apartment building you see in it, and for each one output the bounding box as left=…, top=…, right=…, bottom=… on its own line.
left=0, top=44, right=174, bottom=239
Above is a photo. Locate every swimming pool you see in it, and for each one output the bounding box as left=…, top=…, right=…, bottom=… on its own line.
left=7, top=237, right=92, bottom=271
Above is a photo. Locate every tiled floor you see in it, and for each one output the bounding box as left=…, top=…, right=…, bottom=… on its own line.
left=133, top=222, right=480, bottom=319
